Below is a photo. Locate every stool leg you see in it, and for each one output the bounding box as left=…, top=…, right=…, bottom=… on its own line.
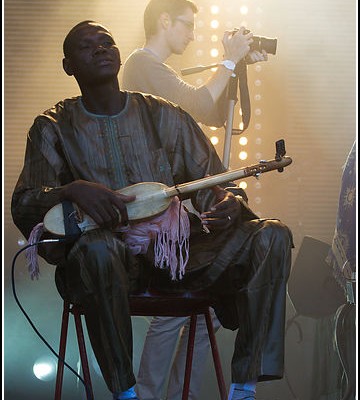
left=73, top=307, right=94, bottom=400
left=205, top=309, right=227, bottom=400
left=55, top=301, right=71, bottom=400
left=182, top=314, right=197, bottom=400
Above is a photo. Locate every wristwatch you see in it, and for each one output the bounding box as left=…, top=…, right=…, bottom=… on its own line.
left=220, top=59, right=236, bottom=71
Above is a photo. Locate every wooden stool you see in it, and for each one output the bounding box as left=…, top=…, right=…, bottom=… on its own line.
left=130, top=289, right=227, bottom=400
left=55, top=290, right=227, bottom=400
left=55, top=301, right=94, bottom=400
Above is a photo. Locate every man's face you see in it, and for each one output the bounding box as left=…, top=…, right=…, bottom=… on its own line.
left=167, top=8, right=195, bottom=55
left=64, top=23, right=121, bottom=85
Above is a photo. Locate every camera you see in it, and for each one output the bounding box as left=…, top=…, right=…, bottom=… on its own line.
left=244, top=29, right=277, bottom=55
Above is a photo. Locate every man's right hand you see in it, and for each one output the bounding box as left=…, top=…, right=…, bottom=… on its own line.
left=222, top=26, right=253, bottom=65
left=60, top=180, right=136, bottom=229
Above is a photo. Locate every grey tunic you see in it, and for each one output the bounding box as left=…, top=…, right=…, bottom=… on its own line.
left=12, top=92, right=293, bottom=393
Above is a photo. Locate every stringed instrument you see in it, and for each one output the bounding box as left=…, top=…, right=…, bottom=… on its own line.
left=43, top=147, right=292, bottom=236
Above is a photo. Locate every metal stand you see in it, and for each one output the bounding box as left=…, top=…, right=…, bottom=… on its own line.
left=223, top=73, right=240, bottom=169
left=181, top=62, right=243, bottom=168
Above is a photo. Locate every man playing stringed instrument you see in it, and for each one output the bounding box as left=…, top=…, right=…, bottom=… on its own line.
left=11, top=21, right=293, bottom=400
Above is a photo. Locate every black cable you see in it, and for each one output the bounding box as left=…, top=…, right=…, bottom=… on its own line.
left=11, top=239, right=88, bottom=390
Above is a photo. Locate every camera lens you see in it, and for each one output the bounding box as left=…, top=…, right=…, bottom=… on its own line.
left=251, top=36, right=277, bottom=55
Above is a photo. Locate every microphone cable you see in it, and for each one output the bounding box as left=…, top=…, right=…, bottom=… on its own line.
left=10, top=239, right=89, bottom=392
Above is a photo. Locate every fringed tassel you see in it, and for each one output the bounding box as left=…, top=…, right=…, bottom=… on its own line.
left=119, top=197, right=190, bottom=280
left=25, top=222, right=44, bottom=280
left=154, top=198, right=190, bottom=280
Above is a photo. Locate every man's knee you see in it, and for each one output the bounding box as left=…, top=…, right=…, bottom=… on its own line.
left=71, top=230, right=128, bottom=275
left=258, top=219, right=293, bottom=249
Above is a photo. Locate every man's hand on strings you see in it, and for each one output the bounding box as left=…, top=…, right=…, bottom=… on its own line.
left=60, top=180, right=135, bottom=229
left=200, top=185, right=241, bottom=231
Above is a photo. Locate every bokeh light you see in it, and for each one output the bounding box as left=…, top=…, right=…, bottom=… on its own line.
left=33, top=357, right=57, bottom=381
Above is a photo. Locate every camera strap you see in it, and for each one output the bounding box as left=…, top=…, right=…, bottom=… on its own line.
left=237, top=60, right=251, bottom=132
left=226, top=60, right=250, bottom=134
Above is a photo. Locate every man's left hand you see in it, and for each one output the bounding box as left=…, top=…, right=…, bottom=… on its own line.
left=200, top=186, right=241, bottom=231
left=246, top=49, right=268, bottom=64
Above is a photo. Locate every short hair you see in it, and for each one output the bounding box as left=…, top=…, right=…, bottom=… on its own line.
left=63, top=20, right=111, bottom=57
left=144, top=0, right=198, bottom=39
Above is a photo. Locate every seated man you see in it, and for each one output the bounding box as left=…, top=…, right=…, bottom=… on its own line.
left=11, top=20, right=293, bottom=400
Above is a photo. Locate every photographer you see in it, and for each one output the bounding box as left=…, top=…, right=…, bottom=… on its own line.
left=122, top=1, right=269, bottom=399
left=122, top=0, right=267, bottom=129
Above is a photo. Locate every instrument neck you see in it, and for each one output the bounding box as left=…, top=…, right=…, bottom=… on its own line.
left=165, top=168, right=247, bottom=197
left=164, top=156, right=292, bottom=198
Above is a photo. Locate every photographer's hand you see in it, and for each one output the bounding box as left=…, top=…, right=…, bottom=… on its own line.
left=202, top=27, right=254, bottom=105
left=222, top=26, right=253, bottom=64
left=246, top=49, right=268, bottom=64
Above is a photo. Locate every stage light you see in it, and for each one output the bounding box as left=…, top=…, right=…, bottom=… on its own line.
left=211, top=34, right=219, bottom=42
left=255, top=152, right=262, bottom=160
left=210, top=48, right=219, bottom=58
left=210, top=136, right=219, bottom=145
left=240, top=6, right=249, bottom=15
left=239, top=181, right=247, bottom=189
left=254, top=94, right=262, bottom=101
left=254, top=197, right=262, bottom=204
left=255, top=79, right=262, bottom=87
left=239, top=137, right=248, bottom=146
left=255, top=123, right=262, bottom=131
left=196, top=34, right=204, bottom=42
left=239, top=151, right=248, bottom=160
left=33, top=356, right=57, bottom=381
left=239, top=122, right=244, bottom=130
left=254, top=108, right=262, bottom=116
left=210, top=5, right=220, bottom=15
left=255, top=137, right=262, bottom=144
left=18, top=238, right=26, bottom=246
left=210, top=19, right=219, bottom=29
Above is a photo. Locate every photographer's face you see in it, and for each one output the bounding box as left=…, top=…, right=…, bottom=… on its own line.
left=167, top=8, right=195, bottom=54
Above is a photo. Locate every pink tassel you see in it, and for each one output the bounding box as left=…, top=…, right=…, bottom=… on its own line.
left=120, top=197, right=190, bottom=280
left=154, top=198, right=190, bottom=280
left=25, top=222, right=44, bottom=280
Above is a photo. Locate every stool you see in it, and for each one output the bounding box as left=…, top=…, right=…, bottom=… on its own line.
left=55, top=290, right=227, bottom=400
left=130, top=289, right=227, bottom=400
left=55, top=301, right=94, bottom=400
